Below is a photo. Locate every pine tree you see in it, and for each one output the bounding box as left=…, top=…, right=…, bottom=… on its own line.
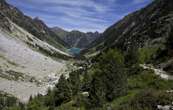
left=68, top=70, right=81, bottom=96
left=54, top=75, right=72, bottom=106
left=88, top=49, right=127, bottom=107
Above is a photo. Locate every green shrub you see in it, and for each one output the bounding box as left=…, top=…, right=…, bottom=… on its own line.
left=128, top=70, right=173, bottom=90
left=138, top=47, right=158, bottom=64
left=87, top=49, right=127, bottom=108
left=4, top=106, right=21, bottom=110
left=68, top=70, right=81, bottom=96
left=107, top=68, right=173, bottom=110
left=27, top=99, right=48, bottom=110
left=54, top=75, right=72, bottom=106
left=117, top=89, right=173, bottom=110
left=0, top=93, right=18, bottom=110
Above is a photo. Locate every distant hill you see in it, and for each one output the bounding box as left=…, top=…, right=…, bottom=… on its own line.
left=52, top=27, right=100, bottom=48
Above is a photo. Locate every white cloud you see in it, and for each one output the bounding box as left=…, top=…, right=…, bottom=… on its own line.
left=133, top=0, right=145, bottom=4
left=24, top=0, right=110, bottom=13
left=7, top=0, right=151, bottom=32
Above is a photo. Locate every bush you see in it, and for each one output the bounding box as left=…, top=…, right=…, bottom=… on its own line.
left=87, top=49, right=127, bottom=108
left=0, top=93, right=18, bottom=110
left=27, top=99, right=48, bottom=110
left=128, top=70, right=173, bottom=90
left=138, top=47, right=158, bottom=64
left=68, top=70, right=81, bottom=96
left=4, top=106, right=21, bottom=110
left=125, top=47, right=139, bottom=67
left=54, top=75, right=72, bottom=106
left=118, top=89, right=173, bottom=110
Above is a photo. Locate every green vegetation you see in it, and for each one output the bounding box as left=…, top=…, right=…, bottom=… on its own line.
left=109, top=69, right=173, bottom=110
left=1, top=0, right=173, bottom=109
left=138, top=47, right=158, bottom=64
left=86, top=49, right=127, bottom=109
left=1, top=48, right=173, bottom=110
left=54, top=75, right=72, bottom=106
left=0, top=92, right=24, bottom=110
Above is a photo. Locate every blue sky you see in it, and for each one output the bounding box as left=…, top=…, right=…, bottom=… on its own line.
left=6, top=0, right=151, bottom=32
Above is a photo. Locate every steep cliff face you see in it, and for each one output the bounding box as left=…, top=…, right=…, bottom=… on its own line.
left=52, top=27, right=100, bottom=48
left=85, top=0, right=173, bottom=55
left=0, top=1, right=69, bottom=50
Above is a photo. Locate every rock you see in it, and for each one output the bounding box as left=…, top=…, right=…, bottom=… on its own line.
left=81, top=92, right=89, bottom=97
left=157, top=105, right=173, bottom=110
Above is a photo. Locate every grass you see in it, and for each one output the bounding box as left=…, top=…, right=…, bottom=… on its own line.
left=128, top=70, right=173, bottom=90
left=109, top=90, right=139, bottom=109
left=56, top=100, right=85, bottom=110
left=107, top=69, right=173, bottom=110
left=138, top=47, right=159, bottom=64
left=0, top=91, right=18, bottom=109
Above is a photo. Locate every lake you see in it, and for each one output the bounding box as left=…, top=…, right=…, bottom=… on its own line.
left=68, top=47, right=81, bottom=55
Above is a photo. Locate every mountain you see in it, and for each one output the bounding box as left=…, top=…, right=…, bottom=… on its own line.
left=52, top=27, right=100, bottom=48
left=52, top=0, right=173, bottom=109
left=1, top=0, right=173, bottom=109
left=84, top=0, right=173, bottom=61
left=51, top=27, right=69, bottom=39
left=0, top=0, right=69, bottom=50
left=0, top=0, right=73, bottom=102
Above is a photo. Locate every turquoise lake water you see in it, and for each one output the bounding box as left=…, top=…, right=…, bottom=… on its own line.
left=68, top=47, right=81, bottom=55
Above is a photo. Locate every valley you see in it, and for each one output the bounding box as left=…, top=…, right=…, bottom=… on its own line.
left=0, top=0, right=173, bottom=110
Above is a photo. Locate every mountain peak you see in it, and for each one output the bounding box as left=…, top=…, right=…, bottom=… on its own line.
left=0, top=0, right=70, bottom=49
left=51, top=27, right=100, bottom=48
left=33, top=17, right=41, bottom=21
left=33, top=17, right=47, bottom=27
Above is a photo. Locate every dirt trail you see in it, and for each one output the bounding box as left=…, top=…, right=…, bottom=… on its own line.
left=140, top=64, right=173, bottom=80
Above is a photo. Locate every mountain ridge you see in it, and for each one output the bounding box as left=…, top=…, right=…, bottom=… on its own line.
left=0, top=0, right=70, bottom=50
left=83, top=0, right=173, bottom=59
left=52, top=27, right=100, bottom=48
left=0, top=15, right=70, bottom=102
left=0, top=0, right=73, bottom=102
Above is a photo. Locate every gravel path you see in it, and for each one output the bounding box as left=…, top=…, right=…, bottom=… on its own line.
left=140, top=64, right=173, bottom=80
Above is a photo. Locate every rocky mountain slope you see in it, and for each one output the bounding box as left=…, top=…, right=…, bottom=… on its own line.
left=0, top=0, right=74, bottom=102
left=84, top=0, right=173, bottom=63
left=0, top=0, right=70, bottom=50
left=52, top=27, right=100, bottom=48
left=86, top=0, right=173, bottom=50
